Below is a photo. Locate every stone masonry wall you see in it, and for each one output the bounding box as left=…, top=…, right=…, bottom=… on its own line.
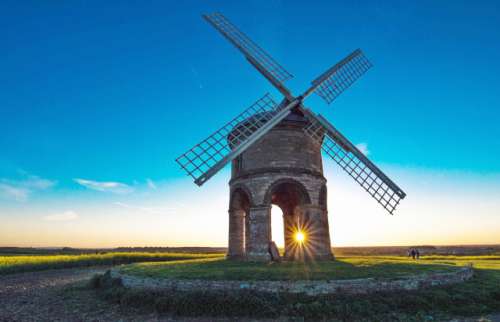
left=228, top=113, right=332, bottom=261
left=238, top=127, right=324, bottom=175
left=113, top=266, right=474, bottom=296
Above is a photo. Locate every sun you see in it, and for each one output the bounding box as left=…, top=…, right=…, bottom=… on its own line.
left=294, top=231, right=305, bottom=243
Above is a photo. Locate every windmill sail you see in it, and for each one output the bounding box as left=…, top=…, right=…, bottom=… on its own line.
left=203, top=13, right=294, bottom=100
left=305, top=49, right=372, bottom=104
left=302, top=109, right=406, bottom=214
left=176, top=94, right=299, bottom=186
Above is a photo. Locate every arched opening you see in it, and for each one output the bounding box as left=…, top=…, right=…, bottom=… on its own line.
left=228, top=187, right=251, bottom=259
left=265, top=179, right=311, bottom=260
left=271, top=205, right=284, bottom=248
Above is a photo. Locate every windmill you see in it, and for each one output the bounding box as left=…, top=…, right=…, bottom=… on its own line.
left=176, top=13, right=406, bottom=261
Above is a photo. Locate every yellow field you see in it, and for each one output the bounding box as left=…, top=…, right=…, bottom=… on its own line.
left=0, top=252, right=222, bottom=274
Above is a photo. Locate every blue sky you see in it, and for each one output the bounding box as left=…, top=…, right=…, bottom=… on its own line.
left=1, top=1, right=499, bottom=247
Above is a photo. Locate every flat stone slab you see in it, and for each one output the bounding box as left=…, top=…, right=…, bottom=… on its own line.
left=112, top=266, right=473, bottom=296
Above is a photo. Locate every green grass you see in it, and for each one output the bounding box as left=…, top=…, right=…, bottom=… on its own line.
left=119, top=256, right=458, bottom=281
left=0, top=252, right=222, bottom=275
left=96, top=255, right=500, bottom=320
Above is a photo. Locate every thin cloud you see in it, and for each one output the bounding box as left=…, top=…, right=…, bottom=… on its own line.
left=74, top=178, right=134, bottom=194
left=43, top=210, right=79, bottom=221
left=0, top=174, right=56, bottom=202
left=22, top=175, right=56, bottom=189
left=0, top=183, right=29, bottom=201
left=146, top=178, right=157, bottom=190
left=355, top=142, right=370, bottom=156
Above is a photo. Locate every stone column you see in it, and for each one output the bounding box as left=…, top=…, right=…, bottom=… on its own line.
left=246, top=205, right=271, bottom=261
left=283, top=211, right=297, bottom=260
left=301, top=204, right=334, bottom=260
left=227, top=209, right=245, bottom=260
left=245, top=212, right=250, bottom=257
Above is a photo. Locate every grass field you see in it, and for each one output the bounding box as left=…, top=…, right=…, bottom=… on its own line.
left=0, top=252, right=222, bottom=275
left=119, top=256, right=459, bottom=280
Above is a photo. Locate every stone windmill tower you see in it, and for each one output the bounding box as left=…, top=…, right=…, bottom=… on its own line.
left=176, top=13, right=406, bottom=261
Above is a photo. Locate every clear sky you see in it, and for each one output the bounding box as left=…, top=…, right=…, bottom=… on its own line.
left=1, top=1, right=499, bottom=248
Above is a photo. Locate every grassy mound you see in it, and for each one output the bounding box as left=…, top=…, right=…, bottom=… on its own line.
left=94, top=256, right=500, bottom=320
left=119, top=256, right=458, bottom=281
left=0, top=252, right=222, bottom=275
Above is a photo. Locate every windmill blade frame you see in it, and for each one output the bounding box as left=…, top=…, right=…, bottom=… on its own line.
left=176, top=94, right=300, bottom=186
left=301, top=108, right=406, bottom=214
left=303, top=49, right=372, bottom=104
left=203, top=13, right=294, bottom=100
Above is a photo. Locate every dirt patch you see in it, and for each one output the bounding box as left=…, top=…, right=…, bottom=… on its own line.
left=0, top=267, right=126, bottom=321
left=0, top=267, right=275, bottom=321
left=0, top=268, right=164, bottom=321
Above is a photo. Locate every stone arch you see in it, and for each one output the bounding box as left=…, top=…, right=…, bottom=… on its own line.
left=263, top=178, right=311, bottom=207
left=263, top=178, right=312, bottom=260
left=229, top=184, right=253, bottom=210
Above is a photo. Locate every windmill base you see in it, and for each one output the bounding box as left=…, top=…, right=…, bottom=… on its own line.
left=228, top=173, right=333, bottom=262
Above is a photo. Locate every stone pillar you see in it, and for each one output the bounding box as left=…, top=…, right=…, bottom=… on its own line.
left=245, top=212, right=250, bottom=257
left=301, top=204, right=334, bottom=260
left=246, top=205, right=271, bottom=261
left=283, top=211, right=297, bottom=260
left=227, top=209, right=245, bottom=260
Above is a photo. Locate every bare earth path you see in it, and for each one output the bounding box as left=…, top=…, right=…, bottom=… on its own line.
left=0, top=267, right=169, bottom=322
left=0, top=267, right=499, bottom=322
left=0, top=267, right=272, bottom=322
